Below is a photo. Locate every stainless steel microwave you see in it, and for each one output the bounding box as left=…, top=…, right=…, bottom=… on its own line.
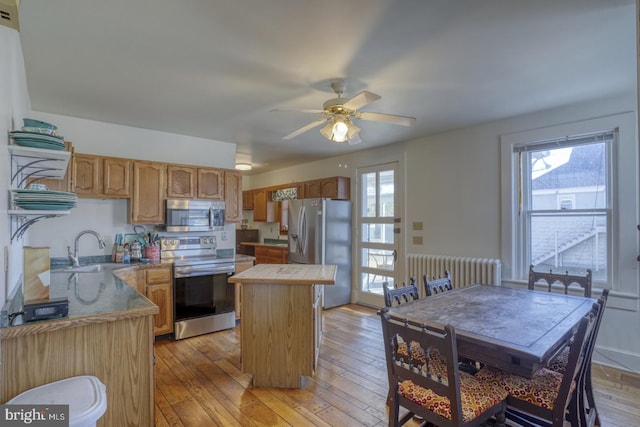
left=165, top=199, right=225, bottom=232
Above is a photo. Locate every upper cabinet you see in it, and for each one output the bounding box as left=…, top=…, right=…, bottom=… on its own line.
left=224, top=170, right=242, bottom=222
left=242, top=190, right=254, bottom=210
left=197, top=168, right=224, bottom=200
left=166, top=165, right=196, bottom=198
left=320, top=176, right=350, bottom=200
left=103, top=157, right=132, bottom=197
left=62, top=152, right=241, bottom=225
left=131, top=161, right=166, bottom=224
left=72, top=153, right=131, bottom=198
left=72, top=154, right=101, bottom=197
left=166, top=166, right=224, bottom=200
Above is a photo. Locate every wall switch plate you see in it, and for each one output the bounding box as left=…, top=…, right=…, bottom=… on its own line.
left=412, top=222, right=423, bottom=231
left=221, top=232, right=228, bottom=241
left=412, top=236, right=423, bottom=245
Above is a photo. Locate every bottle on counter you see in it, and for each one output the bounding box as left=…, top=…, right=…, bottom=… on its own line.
left=131, top=241, right=142, bottom=262
left=123, top=245, right=131, bottom=264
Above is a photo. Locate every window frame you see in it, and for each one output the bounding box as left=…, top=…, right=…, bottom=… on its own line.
left=500, top=112, right=637, bottom=294
left=519, top=135, right=613, bottom=282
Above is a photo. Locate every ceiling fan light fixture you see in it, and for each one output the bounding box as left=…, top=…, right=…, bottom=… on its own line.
left=320, top=116, right=359, bottom=143
left=235, top=163, right=252, bottom=171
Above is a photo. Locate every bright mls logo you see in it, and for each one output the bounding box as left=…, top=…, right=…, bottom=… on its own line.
left=0, top=405, right=68, bottom=426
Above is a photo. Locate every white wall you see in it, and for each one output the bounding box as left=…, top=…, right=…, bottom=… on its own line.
left=30, top=112, right=236, bottom=167
left=1, top=25, right=32, bottom=305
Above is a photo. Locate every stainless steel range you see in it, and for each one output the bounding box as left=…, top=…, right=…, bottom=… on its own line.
left=160, top=234, right=236, bottom=340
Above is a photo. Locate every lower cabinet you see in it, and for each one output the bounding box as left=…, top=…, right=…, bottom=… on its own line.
left=234, top=259, right=255, bottom=319
left=255, top=245, right=287, bottom=264
left=140, top=266, right=174, bottom=336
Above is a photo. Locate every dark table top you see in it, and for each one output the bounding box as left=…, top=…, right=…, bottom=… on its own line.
left=386, top=284, right=596, bottom=377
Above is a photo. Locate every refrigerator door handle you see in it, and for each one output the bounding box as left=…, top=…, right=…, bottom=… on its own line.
left=299, top=204, right=307, bottom=256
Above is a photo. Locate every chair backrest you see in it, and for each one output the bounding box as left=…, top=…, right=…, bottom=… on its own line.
left=423, top=271, right=453, bottom=297
left=551, top=306, right=598, bottom=426
left=379, top=307, right=464, bottom=426
left=573, top=289, right=609, bottom=424
left=528, top=265, right=593, bottom=297
left=383, top=280, right=420, bottom=307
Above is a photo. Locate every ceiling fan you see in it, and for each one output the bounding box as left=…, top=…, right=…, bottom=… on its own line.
left=272, top=81, right=416, bottom=145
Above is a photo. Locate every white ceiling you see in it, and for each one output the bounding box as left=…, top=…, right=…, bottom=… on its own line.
left=17, top=0, right=636, bottom=174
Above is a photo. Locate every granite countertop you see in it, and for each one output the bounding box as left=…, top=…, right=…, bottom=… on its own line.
left=1, top=264, right=158, bottom=338
left=229, top=264, right=337, bottom=285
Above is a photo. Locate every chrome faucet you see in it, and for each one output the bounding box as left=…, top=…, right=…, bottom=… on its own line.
left=67, top=230, right=106, bottom=266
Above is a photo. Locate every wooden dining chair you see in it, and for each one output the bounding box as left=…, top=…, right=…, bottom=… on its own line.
left=423, top=271, right=480, bottom=374
left=379, top=307, right=508, bottom=427
left=382, top=279, right=419, bottom=307
left=528, top=265, right=593, bottom=297
left=476, top=306, right=598, bottom=427
left=423, top=270, right=453, bottom=297
left=570, top=288, right=609, bottom=427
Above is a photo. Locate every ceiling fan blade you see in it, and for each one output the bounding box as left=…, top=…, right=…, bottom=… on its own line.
left=348, top=133, right=362, bottom=145
left=357, top=111, right=416, bottom=126
left=271, top=108, right=326, bottom=114
left=283, top=118, right=329, bottom=140
left=342, top=91, right=381, bottom=111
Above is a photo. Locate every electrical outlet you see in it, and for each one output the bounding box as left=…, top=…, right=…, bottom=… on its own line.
left=221, top=232, right=228, bottom=241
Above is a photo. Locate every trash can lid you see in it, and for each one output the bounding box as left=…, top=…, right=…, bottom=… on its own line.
left=7, top=375, right=107, bottom=427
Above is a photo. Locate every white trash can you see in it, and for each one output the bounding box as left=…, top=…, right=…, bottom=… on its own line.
left=7, top=375, right=107, bottom=427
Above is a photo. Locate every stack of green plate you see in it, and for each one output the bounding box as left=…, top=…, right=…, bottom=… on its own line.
left=13, top=189, right=78, bottom=211
left=10, top=130, right=65, bottom=151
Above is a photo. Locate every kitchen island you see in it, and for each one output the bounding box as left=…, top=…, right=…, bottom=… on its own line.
left=0, top=264, right=159, bottom=427
left=228, top=263, right=336, bottom=388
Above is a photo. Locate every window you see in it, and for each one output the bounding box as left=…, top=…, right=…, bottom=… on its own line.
left=501, top=112, right=637, bottom=292
left=517, top=133, right=612, bottom=281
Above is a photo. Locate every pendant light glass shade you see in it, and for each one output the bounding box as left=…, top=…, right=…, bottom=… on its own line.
left=320, top=116, right=360, bottom=143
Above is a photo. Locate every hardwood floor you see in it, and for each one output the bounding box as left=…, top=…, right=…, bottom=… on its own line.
left=154, top=304, right=640, bottom=427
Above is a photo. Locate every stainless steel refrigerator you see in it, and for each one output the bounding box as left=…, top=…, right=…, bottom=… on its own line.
left=288, top=198, right=352, bottom=308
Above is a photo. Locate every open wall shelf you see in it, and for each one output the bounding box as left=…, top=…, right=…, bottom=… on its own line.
left=8, top=144, right=73, bottom=242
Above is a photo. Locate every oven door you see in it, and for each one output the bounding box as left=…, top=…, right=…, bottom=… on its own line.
left=173, top=272, right=234, bottom=322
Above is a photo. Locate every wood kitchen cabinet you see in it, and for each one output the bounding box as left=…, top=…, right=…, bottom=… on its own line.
left=254, top=245, right=287, bottom=264
left=72, top=153, right=101, bottom=196
left=166, top=165, right=196, bottom=198
left=302, top=176, right=349, bottom=200
left=198, top=168, right=224, bottom=200
left=320, top=176, right=350, bottom=200
left=140, top=266, right=173, bottom=336
left=224, top=170, right=242, bottom=222
left=72, top=153, right=131, bottom=198
left=131, top=161, right=166, bottom=224
left=103, top=157, right=131, bottom=197
left=252, top=188, right=276, bottom=222
left=242, top=190, right=254, bottom=210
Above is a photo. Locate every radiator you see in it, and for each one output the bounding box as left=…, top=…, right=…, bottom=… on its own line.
left=407, top=254, right=502, bottom=292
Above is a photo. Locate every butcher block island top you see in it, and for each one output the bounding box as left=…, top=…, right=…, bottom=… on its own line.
left=228, top=263, right=336, bottom=285
left=229, top=264, right=336, bottom=388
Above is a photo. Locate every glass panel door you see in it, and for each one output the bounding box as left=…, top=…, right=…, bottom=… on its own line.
left=355, top=163, right=399, bottom=306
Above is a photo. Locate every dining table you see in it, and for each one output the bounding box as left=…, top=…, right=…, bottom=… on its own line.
left=385, top=284, right=597, bottom=378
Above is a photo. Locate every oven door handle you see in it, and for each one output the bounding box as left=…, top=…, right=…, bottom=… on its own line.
left=175, top=266, right=232, bottom=277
